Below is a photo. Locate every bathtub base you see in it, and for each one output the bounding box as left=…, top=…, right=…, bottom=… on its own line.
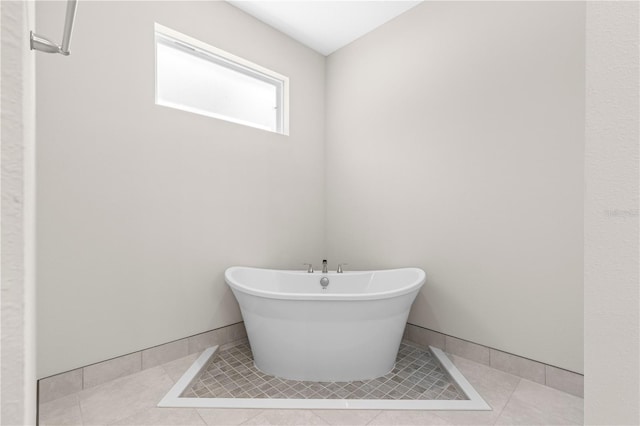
left=236, top=292, right=415, bottom=382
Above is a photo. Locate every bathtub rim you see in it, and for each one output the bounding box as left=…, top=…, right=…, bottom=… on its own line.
left=224, top=266, right=425, bottom=301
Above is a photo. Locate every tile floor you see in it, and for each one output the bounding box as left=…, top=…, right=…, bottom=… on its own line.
left=39, top=344, right=584, bottom=425
left=183, top=341, right=466, bottom=401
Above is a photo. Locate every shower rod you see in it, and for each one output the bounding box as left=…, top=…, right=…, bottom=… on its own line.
left=30, top=0, right=78, bottom=55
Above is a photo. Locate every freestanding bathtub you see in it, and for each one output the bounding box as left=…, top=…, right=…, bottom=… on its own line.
left=225, top=266, right=425, bottom=382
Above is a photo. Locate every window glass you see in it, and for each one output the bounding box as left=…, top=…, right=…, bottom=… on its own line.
left=155, top=26, right=288, bottom=134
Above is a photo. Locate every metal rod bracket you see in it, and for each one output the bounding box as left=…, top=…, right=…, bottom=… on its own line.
left=29, top=0, right=77, bottom=56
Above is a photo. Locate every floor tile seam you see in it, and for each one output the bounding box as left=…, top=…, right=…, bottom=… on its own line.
left=81, top=383, right=165, bottom=426
left=488, top=377, right=521, bottom=425
left=76, top=393, right=87, bottom=426
left=193, top=408, right=210, bottom=426
left=428, top=411, right=456, bottom=426
left=105, top=403, right=154, bottom=426
left=365, top=409, right=386, bottom=426
left=314, top=411, right=332, bottom=426
left=234, top=409, right=268, bottom=426
left=161, top=362, right=180, bottom=385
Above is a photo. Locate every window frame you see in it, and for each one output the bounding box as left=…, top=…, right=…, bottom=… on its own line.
left=154, top=23, right=289, bottom=135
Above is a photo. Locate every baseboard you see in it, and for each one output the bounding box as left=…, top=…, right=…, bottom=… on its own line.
left=404, top=323, right=584, bottom=398
left=38, top=322, right=247, bottom=403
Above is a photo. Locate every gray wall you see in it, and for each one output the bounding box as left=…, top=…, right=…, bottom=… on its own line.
left=326, top=2, right=585, bottom=373
left=38, top=0, right=588, bottom=379
left=36, top=1, right=325, bottom=378
left=29, top=0, right=640, bottom=419
left=584, top=1, right=639, bottom=423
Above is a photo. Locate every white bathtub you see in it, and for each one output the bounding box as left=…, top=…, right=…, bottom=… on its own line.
left=225, top=266, right=425, bottom=382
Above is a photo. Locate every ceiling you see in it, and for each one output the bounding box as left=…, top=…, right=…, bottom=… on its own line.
left=226, top=1, right=423, bottom=56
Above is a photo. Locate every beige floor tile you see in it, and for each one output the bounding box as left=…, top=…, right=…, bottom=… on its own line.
left=241, top=409, right=329, bottom=425
left=495, top=397, right=579, bottom=425
left=509, top=380, right=584, bottom=424
left=430, top=382, right=512, bottom=425
left=39, top=394, right=83, bottom=426
left=472, top=381, right=517, bottom=412
left=431, top=355, right=520, bottom=425
left=196, top=408, right=263, bottom=425
left=431, top=409, right=497, bottom=425
left=37, top=339, right=587, bottom=426
left=83, top=353, right=141, bottom=390
left=449, top=354, right=520, bottom=392
left=368, top=410, right=451, bottom=425
left=109, top=407, right=205, bottom=425
left=79, top=366, right=174, bottom=425
left=312, top=409, right=381, bottom=425
left=161, top=352, right=201, bottom=383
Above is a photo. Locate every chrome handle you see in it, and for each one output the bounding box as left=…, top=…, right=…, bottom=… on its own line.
left=337, top=263, right=348, bottom=273
left=303, top=263, right=314, bottom=273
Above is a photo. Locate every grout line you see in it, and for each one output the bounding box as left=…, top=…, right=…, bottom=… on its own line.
left=490, top=378, right=521, bottom=425
left=365, top=410, right=384, bottom=425
left=77, top=394, right=86, bottom=426
left=237, top=409, right=266, bottom=426
left=309, top=411, right=331, bottom=425
left=194, top=408, right=208, bottom=425
left=543, top=365, right=549, bottom=387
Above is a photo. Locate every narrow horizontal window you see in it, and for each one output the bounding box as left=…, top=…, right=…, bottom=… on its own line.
left=155, top=24, right=289, bottom=135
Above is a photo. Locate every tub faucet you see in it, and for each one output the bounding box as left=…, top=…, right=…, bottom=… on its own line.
left=303, top=263, right=314, bottom=273
left=322, top=259, right=328, bottom=274
left=337, top=263, right=348, bottom=273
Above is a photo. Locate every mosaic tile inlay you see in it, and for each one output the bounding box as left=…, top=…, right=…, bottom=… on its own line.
left=182, top=341, right=468, bottom=401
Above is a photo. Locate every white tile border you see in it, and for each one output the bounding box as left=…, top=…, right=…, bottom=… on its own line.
left=158, top=345, right=491, bottom=411
left=158, top=346, right=218, bottom=407
left=429, top=346, right=490, bottom=410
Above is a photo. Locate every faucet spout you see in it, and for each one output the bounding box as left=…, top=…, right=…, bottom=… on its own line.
left=322, top=259, right=328, bottom=274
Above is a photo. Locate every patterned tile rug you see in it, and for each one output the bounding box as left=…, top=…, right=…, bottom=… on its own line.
left=181, top=341, right=468, bottom=401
